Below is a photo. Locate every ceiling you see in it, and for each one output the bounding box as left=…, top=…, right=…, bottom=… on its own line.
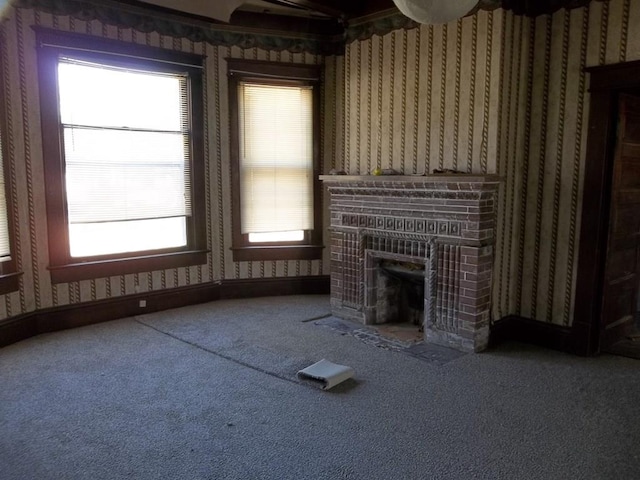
left=134, top=0, right=599, bottom=27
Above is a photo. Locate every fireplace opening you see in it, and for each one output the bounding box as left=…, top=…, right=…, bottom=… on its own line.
left=374, top=260, right=425, bottom=342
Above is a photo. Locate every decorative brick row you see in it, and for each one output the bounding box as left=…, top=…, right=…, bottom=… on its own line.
left=339, top=214, right=463, bottom=238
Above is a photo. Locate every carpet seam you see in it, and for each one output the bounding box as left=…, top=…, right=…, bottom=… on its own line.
left=133, top=318, right=301, bottom=386
left=299, top=313, right=333, bottom=323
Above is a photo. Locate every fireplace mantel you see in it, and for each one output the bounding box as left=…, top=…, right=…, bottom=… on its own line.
left=319, top=174, right=501, bottom=183
left=320, top=174, right=501, bottom=352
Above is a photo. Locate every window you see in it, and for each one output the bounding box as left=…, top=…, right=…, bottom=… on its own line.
left=36, top=28, right=207, bottom=283
left=228, top=59, right=323, bottom=262
left=0, top=45, right=20, bottom=294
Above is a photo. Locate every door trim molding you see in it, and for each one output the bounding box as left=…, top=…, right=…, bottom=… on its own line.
left=573, top=60, right=640, bottom=355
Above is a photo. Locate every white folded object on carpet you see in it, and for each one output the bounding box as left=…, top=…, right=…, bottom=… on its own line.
left=297, top=359, right=355, bottom=390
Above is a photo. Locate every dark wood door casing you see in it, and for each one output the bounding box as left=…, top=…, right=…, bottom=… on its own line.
left=573, top=60, right=640, bottom=355
left=599, top=94, right=640, bottom=349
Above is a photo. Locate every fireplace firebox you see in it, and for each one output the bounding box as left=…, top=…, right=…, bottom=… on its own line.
left=377, top=260, right=425, bottom=327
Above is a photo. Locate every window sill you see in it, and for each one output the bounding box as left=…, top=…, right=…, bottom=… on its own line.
left=232, top=244, right=324, bottom=262
left=0, top=271, right=22, bottom=295
left=49, top=250, right=208, bottom=283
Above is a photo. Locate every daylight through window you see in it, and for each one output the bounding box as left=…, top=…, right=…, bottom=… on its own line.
left=0, top=132, right=10, bottom=262
left=239, top=82, right=314, bottom=243
left=58, top=59, right=191, bottom=258
left=37, top=28, right=206, bottom=282
left=227, top=59, right=322, bottom=262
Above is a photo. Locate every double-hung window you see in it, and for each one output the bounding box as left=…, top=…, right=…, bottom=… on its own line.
left=36, top=28, right=207, bottom=283
left=0, top=46, right=20, bottom=294
left=228, top=59, right=323, bottom=261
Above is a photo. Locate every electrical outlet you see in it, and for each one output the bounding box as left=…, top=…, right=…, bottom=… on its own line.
left=139, top=299, right=147, bottom=308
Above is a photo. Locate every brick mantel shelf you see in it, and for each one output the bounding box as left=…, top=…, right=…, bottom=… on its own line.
left=320, top=174, right=501, bottom=352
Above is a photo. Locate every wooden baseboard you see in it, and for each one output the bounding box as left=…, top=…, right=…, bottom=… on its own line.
left=0, top=314, right=38, bottom=348
left=0, top=275, right=329, bottom=348
left=489, top=315, right=576, bottom=354
left=220, top=276, right=330, bottom=299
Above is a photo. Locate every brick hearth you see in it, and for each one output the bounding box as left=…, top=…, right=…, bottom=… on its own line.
left=320, top=175, right=500, bottom=353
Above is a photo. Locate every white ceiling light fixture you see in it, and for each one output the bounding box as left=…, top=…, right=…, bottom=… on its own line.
left=392, top=0, right=479, bottom=25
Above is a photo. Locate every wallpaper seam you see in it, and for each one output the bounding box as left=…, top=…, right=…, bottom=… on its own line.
left=400, top=29, right=408, bottom=173
left=203, top=51, right=213, bottom=284
left=426, top=26, right=433, bottom=174
left=620, top=0, right=630, bottom=62
left=331, top=55, right=337, bottom=171
left=355, top=40, right=361, bottom=173
left=505, top=14, right=524, bottom=315
left=317, top=51, right=323, bottom=276
left=2, top=21, right=20, bottom=317
left=547, top=9, right=571, bottom=323
left=366, top=41, right=373, bottom=174
left=90, top=277, right=96, bottom=301
left=452, top=19, right=461, bottom=171
left=388, top=31, right=396, bottom=170
left=497, top=10, right=513, bottom=320
left=230, top=46, right=240, bottom=280
left=480, top=11, right=493, bottom=174
left=467, top=16, right=478, bottom=174
left=599, top=0, right=608, bottom=64
left=344, top=43, right=350, bottom=171
left=516, top=18, right=536, bottom=315
left=213, top=47, right=224, bottom=280
left=531, top=15, right=553, bottom=320
left=16, top=8, right=39, bottom=311
left=376, top=36, right=383, bottom=169
left=564, top=6, right=589, bottom=327
left=438, top=25, right=447, bottom=170
left=412, top=26, right=420, bottom=175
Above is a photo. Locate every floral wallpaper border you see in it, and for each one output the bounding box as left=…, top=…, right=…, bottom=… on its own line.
left=11, top=0, right=342, bottom=54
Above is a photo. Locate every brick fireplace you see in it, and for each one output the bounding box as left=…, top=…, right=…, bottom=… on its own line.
left=320, top=175, right=500, bottom=352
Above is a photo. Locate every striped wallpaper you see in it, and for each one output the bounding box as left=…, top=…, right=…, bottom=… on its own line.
left=338, top=10, right=503, bottom=175
left=0, top=5, right=333, bottom=320
left=1, top=0, right=639, bottom=329
left=496, top=0, right=640, bottom=326
left=335, top=0, right=640, bottom=327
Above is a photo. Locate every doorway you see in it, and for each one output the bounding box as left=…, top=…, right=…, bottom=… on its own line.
left=600, top=94, right=640, bottom=357
left=573, top=60, right=640, bottom=356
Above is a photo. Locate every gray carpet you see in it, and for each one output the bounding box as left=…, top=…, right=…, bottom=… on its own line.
left=1, top=295, right=640, bottom=480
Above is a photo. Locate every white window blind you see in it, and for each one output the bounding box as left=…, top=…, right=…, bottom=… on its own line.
left=239, top=82, right=314, bottom=236
left=0, top=132, right=10, bottom=260
left=57, top=59, right=191, bottom=257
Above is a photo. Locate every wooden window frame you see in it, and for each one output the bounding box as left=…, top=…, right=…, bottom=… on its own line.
left=35, top=27, right=207, bottom=283
left=227, top=59, right=323, bottom=262
left=0, top=41, right=21, bottom=294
